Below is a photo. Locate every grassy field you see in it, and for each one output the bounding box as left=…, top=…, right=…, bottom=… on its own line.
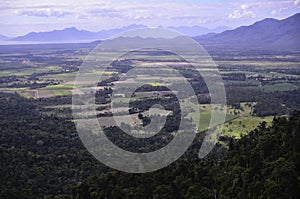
left=148, top=82, right=162, bottom=86
left=220, top=102, right=273, bottom=138
left=18, top=90, right=36, bottom=98
left=216, top=60, right=299, bottom=69
left=40, top=84, right=75, bottom=90
left=185, top=103, right=235, bottom=132
left=41, top=72, right=78, bottom=82
left=186, top=102, right=273, bottom=138
left=52, top=90, right=72, bottom=96
left=0, top=66, right=62, bottom=77
left=0, top=87, right=27, bottom=91
left=261, top=82, right=299, bottom=92
left=197, top=110, right=236, bottom=132
left=220, top=116, right=273, bottom=138
left=91, top=71, right=118, bottom=75
left=35, top=84, right=74, bottom=97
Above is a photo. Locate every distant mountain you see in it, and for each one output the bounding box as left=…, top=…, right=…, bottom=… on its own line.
left=0, top=35, right=8, bottom=40
left=8, top=13, right=300, bottom=49
left=196, top=13, right=300, bottom=50
left=211, top=26, right=231, bottom=33
left=96, top=24, right=147, bottom=39
left=12, top=27, right=97, bottom=42
left=11, top=24, right=147, bottom=42
left=167, top=25, right=230, bottom=36
left=10, top=24, right=230, bottom=42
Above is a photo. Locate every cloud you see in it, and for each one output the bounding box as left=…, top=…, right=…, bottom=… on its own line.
left=228, top=4, right=256, bottom=19
left=271, top=0, right=299, bottom=16
left=271, top=7, right=289, bottom=15
left=2, top=0, right=215, bottom=21
left=1, top=0, right=299, bottom=37
left=170, top=16, right=202, bottom=20
left=240, top=4, right=249, bottom=10
left=271, top=9, right=279, bottom=15
left=16, top=8, right=71, bottom=17
left=86, top=8, right=122, bottom=18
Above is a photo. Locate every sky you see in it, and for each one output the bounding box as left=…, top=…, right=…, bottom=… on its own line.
left=0, top=0, right=299, bottom=37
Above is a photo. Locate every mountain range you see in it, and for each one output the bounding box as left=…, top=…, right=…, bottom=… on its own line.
left=167, top=25, right=230, bottom=36
left=9, top=24, right=147, bottom=42
left=3, top=24, right=230, bottom=42
left=1, top=13, right=299, bottom=50
left=0, top=35, right=8, bottom=40
left=196, top=13, right=300, bottom=50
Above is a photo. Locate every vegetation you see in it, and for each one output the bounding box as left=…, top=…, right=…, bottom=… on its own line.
left=0, top=92, right=299, bottom=198
left=0, top=44, right=299, bottom=198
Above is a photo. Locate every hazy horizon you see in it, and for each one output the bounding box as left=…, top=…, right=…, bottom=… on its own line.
left=1, top=0, right=300, bottom=37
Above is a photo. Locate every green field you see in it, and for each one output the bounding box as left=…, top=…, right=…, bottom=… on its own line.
left=41, top=72, right=78, bottom=81
left=220, top=116, right=273, bottom=138
left=197, top=110, right=236, bottom=132
left=38, top=83, right=75, bottom=97
left=40, top=84, right=75, bottom=90
left=0, top=66, right=62, bottom=77
left=186, top=104, right=235, bottom=132
left=148, top=82, right=162, bottom=86
left=52, top=90, right=72, bottom=96
left=186, top=102, right=273, bottom=138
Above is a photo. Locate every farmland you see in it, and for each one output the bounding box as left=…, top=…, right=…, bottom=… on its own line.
left=0, top=43, right=299, bottom=137
left=0, top=41, right=299, bottom=199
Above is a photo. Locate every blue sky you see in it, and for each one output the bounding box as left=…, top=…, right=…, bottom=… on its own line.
left=0, top=0, right=299, bottom=37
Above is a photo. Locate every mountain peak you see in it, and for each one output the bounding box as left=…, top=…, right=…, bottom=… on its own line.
left=196, top=13, right=300, bottom=51
left=63, top=27, right=79, bottom=31
left=255, top=17, right=278, bottom=24
left=10, top=24, right=149, bottom=42
left=281, top=12, right=300, bottom=24
left=289, top=13, right=300, bottom=18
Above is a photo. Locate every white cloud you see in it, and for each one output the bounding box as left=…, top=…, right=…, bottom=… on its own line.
left=16, top=8, right=71, bottom=17
left=228, top=4, right=256, bottom=19
left=271, top=7, right=289, bottom=15
left=1, top=0, right=215, bottom=21
left=240, top=4, right=249, bottom=10
left=0, top=0, right=299, bottom=36
left=271, top=10, right=278, bottom=15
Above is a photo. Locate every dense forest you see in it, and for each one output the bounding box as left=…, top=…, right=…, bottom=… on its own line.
left=1, top=92, right=299, bottom=198
left=70, top=111, right=300, bottom=199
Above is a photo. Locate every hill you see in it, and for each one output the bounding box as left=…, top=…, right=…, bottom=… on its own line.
left=0, top=35, right=8, bottom=40
left=167, top=25, right=230, bottom=36
left=196, top=13, right=300, bottom=50
left=11, top=24, right=147, bottom=42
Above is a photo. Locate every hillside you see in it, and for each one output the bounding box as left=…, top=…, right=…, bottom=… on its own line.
left=11, top=25, right=147, bottom=42
left=196, top=13, right=300, bottom=50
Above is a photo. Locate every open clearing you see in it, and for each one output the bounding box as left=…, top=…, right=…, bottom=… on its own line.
left=186, top=102, right=273, bottom=137
left=220, top=116, right=273, bottom=138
